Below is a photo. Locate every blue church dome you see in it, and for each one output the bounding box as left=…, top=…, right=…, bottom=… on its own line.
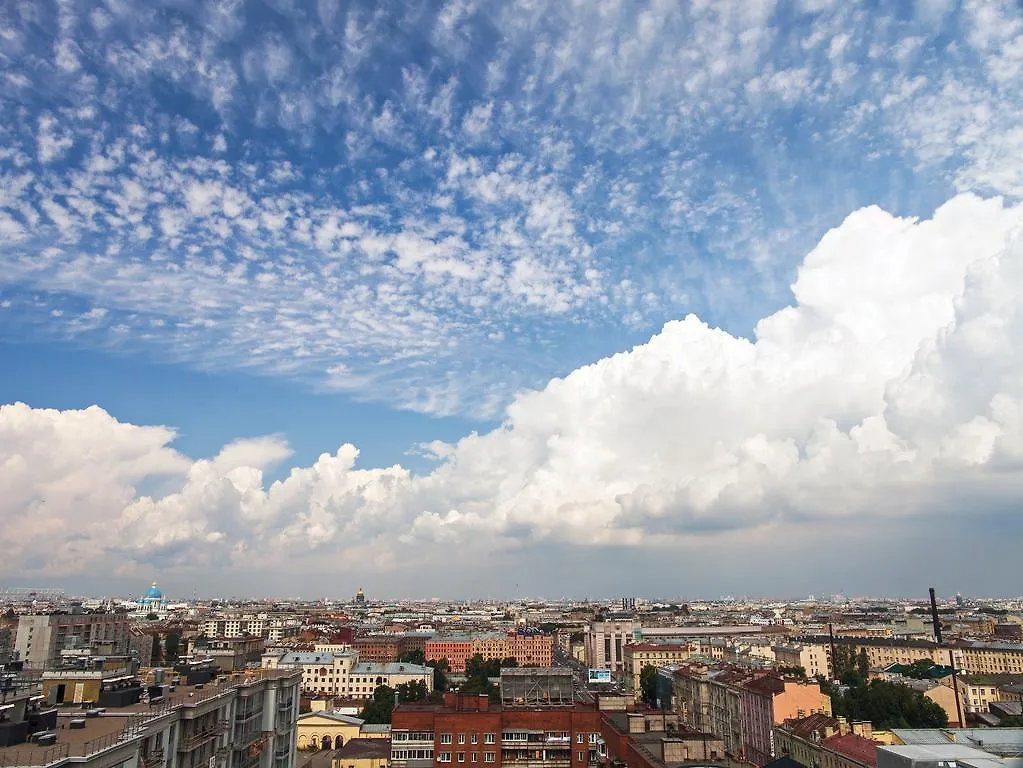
left=144, top=582, right=163, bottom=600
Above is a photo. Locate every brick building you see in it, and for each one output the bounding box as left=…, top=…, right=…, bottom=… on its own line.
left=391, top=693, right=604, bottom=768
left=354, top=636, right=402, bottom=664
left=424, top=634, right=554, bottom=673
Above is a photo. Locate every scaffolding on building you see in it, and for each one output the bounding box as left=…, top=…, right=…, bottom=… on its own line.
left=500, top=667, right=574, bottom=707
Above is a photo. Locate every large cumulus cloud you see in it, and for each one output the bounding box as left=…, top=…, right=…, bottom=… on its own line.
left=2, top=193, right=1022, bottom=585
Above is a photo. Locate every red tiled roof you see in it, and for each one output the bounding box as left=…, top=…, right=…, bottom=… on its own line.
left=781, top=713, right=838, bottom=740
left=822, top=733, right=878, bottom=768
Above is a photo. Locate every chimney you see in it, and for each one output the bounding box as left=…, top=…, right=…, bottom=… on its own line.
left=837, top=716, right=849, bottom=736
left=851, top=721, right=873, bottom=739
left=929, top=588, right=943, bottom=643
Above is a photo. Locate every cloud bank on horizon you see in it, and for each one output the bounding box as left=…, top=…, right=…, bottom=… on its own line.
left=2, top=0, right=1023, bottom=593
left=3, top=194, right=1022, bottom=589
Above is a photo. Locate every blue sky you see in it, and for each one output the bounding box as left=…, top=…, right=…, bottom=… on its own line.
left=2, top=0, right=1023, bottom=597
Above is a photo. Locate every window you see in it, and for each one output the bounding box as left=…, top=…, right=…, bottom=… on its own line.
left=484, top=734, right=495, bottom=745
left=458, top=754, right=465, bottom=763
left=484, top=754, right=495, bottom=763
left=577, top=734, right=584, bottom=744
left=578, top=753, right=585, bottom=762
left=458, top=734, right=466, bottom=745
left=471, top=734, right=478, bottom=745
left=471, top=754, right=478, bottom=763
left=441, top=735, right=453, bottom=745
left=439, top=754, right=452, bottom=763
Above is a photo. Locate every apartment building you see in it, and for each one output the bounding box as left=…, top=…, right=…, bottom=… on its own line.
left=206, top=638, right=267, bottom=672
left=798, top=637, right=1023, bottom=678
left=423, top=634, right=553, bottom=673
left=390, top=692, right=604, bottom=768
left=672, top=667, right=830, bottom=762
left=15, top=613, right=132, bottom=668
left=505, top=635, right=553, bottom=668
left=774, top=714, right=878, bottom=768
left=425, top=636, right=476, bottom=672
left=584, top=622, right=638, bottom=674
left=353, top=637, right=402, bottom=664
left=203, top=618, right=300, bottom=643
left=954, top=674, right=1023, bottom=715
left=739, top=675, right=832, bottom=764
left=0, top=666, right=301, bottom=768
left=264, top=651, right=432, bottom=700
left=584, top=623, right=775, bottom=676
left=773, top=643, right=829, bottom=678
left=622, top=644, right=693, bottom=699
left=600, top=711, right=727, bottom=768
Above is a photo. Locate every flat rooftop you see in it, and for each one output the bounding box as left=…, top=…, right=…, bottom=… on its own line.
left=0, top=668, right=300, bottom=764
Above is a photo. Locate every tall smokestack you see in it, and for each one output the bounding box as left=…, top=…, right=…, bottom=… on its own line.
left=929, top=587, right=942, bottom=643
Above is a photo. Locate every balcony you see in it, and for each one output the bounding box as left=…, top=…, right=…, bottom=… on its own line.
left=178, top=721, right=228, bottom=751
left=502, top=760, right=570, bottom=768
left=235, top=708, right=264, bottom=724
left=140, top=748, right=165, bottom=768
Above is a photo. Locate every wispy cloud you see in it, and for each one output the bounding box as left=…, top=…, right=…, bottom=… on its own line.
left=1, top=0, right=1023, bottom=418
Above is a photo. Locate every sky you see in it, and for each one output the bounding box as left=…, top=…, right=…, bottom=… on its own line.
left=1, top=0, right=1023, bottom=600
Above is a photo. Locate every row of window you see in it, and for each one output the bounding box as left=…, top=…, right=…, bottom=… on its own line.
left=392, top=749, right=434, bottom=760
left=393, top=732, right=434, bottom=742
left=436, top=752, right=495, bottom=763
left=438, top=734, right=496, bottom=745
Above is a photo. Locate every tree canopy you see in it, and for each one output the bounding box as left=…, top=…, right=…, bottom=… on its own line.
left=821, top=676, right=948, bottom=729
left=639, top=665, right=658, bottom=706
left=399, top=649, right=426, bottom=665
left=460, top=655, right=518, bottom=701
left=360, top=685, right=396, bottom=724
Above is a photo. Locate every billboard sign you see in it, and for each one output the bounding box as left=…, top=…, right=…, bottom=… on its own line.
left=587, top=668, right=612, bottom=684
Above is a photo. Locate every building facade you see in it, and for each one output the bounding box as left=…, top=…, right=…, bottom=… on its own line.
left=265, top=652, right=432, bottom=700
left=390, top=693, right=603, bottom=768
left=0, top=667, right=302, bottom=768
left=15, top=613, right=132, bottom=668
left=622, top=644, right=693, bottom=700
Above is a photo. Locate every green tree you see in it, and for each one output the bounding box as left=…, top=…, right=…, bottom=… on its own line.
left=778, top=666, right=807, bottom=679
left=903, top=660, right=936, bottom=679
left=639, top=665, right=658, bottom=706
left=428, top=658, right=449, bottom=693
left=857, top=648, right=870, bottom=676
left=825, top=678, right=948, bottom=729
left=396, top=680, right=429, bottom=703
left=360, top=685, right=396, bottom=724
left=164, top=632, right=181, bottom=663
left=399, top=649, right=427, bottom=665
left=151, top=634, right=163, bottom=665
left=999, top=716, right=1023, bottom=727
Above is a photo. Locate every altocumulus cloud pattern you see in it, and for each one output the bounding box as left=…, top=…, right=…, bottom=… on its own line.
left=1, top=0, right=1023, bottom=592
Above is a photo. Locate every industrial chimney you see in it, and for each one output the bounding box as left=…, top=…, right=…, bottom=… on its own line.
left=929, top=587, right=942, bottom=643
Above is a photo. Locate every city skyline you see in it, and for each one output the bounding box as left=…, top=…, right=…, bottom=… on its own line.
left=3, top=0, right=1023, bottom=596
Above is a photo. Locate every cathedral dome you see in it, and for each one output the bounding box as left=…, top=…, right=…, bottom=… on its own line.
left=144, top=582, right=163, bottom=600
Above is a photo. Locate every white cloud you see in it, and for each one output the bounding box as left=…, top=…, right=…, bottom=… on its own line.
left=37, top=114, right=74, bottom=163
left=3, top=194, right=1022, bottom=580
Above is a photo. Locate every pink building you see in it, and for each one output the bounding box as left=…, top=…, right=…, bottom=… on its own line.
left=739, top=675, right=832, bottom=765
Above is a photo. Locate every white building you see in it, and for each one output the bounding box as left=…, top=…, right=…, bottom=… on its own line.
left=263, top=650, right=432, bottom=699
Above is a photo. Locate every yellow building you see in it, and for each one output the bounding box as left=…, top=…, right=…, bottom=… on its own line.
left=801, top=638, right=1023, bottom=678
left=774, top=643, right=829, bottom=679
left=297, top=712, right=391, bottom=750
left=955, top=674, right=1023, bottom=716
left=622, top=643, right=693, bottom=699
